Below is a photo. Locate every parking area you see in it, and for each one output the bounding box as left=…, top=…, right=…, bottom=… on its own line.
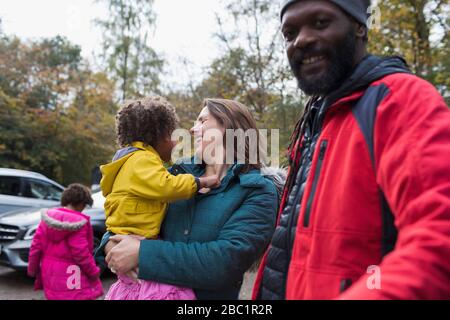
left=0, top=265, right=256, bottom=300
left=0, top=265, right=114, bottom=300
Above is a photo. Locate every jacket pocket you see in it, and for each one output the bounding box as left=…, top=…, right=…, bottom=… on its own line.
left=303, top=140, right=328, bottom=228
left=122, top=199, right=160, bottom=215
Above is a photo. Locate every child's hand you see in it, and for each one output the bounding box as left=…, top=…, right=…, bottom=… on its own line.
left=199, top=175, right=221, bottom=189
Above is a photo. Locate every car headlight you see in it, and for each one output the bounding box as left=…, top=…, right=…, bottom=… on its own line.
left=23, top=224, right=39, bottom=240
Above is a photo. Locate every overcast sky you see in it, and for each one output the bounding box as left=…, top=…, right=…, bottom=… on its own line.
left=0, top=0, right=233, bottom=87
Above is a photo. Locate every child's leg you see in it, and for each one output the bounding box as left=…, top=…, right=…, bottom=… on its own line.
left=138, top=280, right=196, bottom=300
left=105, top=274, right=142, bottom=300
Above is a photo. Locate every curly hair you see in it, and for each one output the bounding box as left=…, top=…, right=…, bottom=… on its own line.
left=115, top=96, right=179, bottom=148
left=61, top=183, right=93, bottom=207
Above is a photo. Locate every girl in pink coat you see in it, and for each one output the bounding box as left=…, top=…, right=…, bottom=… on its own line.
left=28, top=184, right=103, bottom=300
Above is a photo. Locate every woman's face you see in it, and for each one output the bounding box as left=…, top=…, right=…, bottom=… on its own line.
left=190, top=107, right=225, bottom=162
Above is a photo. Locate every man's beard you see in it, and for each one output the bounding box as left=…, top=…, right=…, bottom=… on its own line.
left=289, top=30, right=357, bottom=96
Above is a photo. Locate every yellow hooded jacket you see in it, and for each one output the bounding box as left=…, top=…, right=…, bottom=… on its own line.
left=100, top=142, right=198, bottom=238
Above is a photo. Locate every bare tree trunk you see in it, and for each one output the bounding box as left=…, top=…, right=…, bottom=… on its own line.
left=410, top=0, right=432, bottom=77
left=122, top=48, right=129, bottom=101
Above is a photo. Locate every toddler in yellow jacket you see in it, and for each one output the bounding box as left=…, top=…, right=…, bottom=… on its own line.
left=101, top=96, right=219, bottom=239
left=100, top=96, right=219, bottom=300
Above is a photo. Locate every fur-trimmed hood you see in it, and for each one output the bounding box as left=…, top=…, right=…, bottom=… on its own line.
left=261, top=166, right=288, bottom=202
left=29, top=208, right=102, bottom=299
left=41, top=208, right=89, bottom=242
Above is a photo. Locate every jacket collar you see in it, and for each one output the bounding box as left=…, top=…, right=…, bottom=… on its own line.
left=111, top=142, right=160, bottom=162
left=175, top=158, right=267, bottom=193
left=322, top=55, right=411, bottom=109
left=131, top=142, right=160, bottom=158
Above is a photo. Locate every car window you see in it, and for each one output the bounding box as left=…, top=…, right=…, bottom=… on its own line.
left=0, top=176, right=22, bottom=196
left=23, top=178, right=63, bottom=201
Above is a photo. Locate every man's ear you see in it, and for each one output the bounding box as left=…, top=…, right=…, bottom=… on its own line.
left=355, top=23, right=367, bottom=40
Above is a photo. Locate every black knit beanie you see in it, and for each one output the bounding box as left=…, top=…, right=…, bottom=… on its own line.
left=280, top=0, right=371, bottom=27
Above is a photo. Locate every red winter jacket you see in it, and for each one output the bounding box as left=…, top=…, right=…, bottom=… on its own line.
left=253, top=56, right=450, bottom=300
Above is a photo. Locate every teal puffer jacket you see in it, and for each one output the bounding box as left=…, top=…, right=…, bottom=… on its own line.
left=96, top=160, right=282, bottom=300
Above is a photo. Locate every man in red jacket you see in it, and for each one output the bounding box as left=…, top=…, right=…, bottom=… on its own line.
left=253, top=0, right=450, bottom=300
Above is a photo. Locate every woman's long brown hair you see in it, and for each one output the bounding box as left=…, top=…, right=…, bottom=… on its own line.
left=203, top=98, right=264, bottom=173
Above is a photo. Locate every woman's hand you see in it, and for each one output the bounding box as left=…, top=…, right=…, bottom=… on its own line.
left=104, top=238, right=119, bottom=257
left=105, top=235, right=143, bottom=276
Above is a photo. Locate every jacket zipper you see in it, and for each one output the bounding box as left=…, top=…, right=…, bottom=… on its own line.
left=285, top=132, right=311, bottom=260
left=184, top=197, right=196, bottom=238
left=283, top=102, right=326, bottom=296
left=285, top=105, right=323, bottom=263
left=303, top=140, right=328, bottom=228
left=175, top=164, right=196, bottom=238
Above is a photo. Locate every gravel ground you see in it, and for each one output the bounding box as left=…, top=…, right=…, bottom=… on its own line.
left=0, top=265, right=256, bottom=300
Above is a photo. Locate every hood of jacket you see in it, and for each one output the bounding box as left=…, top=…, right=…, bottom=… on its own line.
left=41, top=208, right=89, bottom=242
left=323, top=55, right=411, bottom=109
left=261, top=166, right=288, bottom=202
left=100, top=142, right=157, bottom=197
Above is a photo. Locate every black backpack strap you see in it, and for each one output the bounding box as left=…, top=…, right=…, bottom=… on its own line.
left=351, top=83, right=398, bottom=257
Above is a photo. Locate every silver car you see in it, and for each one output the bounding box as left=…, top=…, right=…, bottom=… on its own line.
left=0, top=192, right=107, bottom=272
left=0, top=168, right=65, bottom=215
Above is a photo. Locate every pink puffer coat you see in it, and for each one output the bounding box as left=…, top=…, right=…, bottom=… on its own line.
left=27, top=208, right=103, bottom=300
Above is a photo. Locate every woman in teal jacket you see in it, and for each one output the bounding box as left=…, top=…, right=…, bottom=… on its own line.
left=96, top=99, right=284, bottom=300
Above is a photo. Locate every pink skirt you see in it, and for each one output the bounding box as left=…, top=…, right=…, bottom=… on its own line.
left=105, top=275, right=196, bottom=300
